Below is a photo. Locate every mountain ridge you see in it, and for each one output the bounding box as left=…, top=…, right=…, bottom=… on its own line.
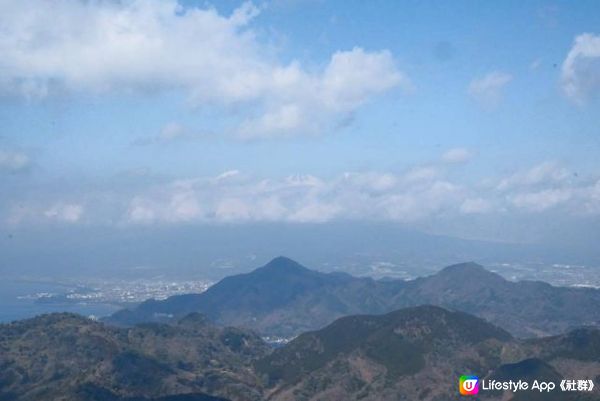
left=257, top=305, right=600, bottom=400
left=4, top=306, right=600, bottom=401
left=106, top=257, right=600, bottom=338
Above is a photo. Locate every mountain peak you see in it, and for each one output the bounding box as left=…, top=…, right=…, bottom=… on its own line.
left=436, top=261, right=504, bottom=281
left=440, top=261, right=484, bottom=271
left=257, top=256, right=310, bottom=274
left=257, top=305, right=512, bottom=387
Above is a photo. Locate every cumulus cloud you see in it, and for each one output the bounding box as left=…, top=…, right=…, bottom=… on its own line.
left=236, top=47, right=407, bottom=138
left=402, top=166, right=439, bottom=183
left=441, top=148, right=472, bottom=164
left=116, top=167, right=465, bottom=225
left=9, top=202, right=84, bottom=224
left=0, top=0, right=407, bottom=137
left=0, top=1, right=261, bottom=99
left=0, top=150, right=30, bottom=173
left=508, top=189, right=572, bottom=212
left=128, top=191, right=201, bottom=224
left=468, top=71, right=513, bottom=107
left=6, top=162, right=600, bottom=226
left=496, top=161, right=569, bottom=191
left=490, top=162, right=600, bottom=214
left=44, top=203, right=84, bottom=223
left=491, top=162, right=588, bottom=213
left=561, top=33, right=600, bottom=103
left=582, top=179, right=600, bottom=214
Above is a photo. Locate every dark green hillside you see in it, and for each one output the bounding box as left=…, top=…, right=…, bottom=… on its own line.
left=0, top=313, right=267, bottom=401
left=256, top=305, right=515, bottom=400
left=2, top=306, right=600, bottom=401
left=256, top=307, right=600, bottom=401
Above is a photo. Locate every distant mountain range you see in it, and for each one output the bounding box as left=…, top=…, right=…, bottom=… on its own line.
left=106, top=257, right=600, bottom=338
left=2, top=306, right=599, bottom=401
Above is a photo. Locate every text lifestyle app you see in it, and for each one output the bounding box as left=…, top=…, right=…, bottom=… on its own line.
left=460, top=375, right=479, bottom=395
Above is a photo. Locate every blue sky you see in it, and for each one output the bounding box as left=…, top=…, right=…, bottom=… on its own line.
left=1, top=0, right=600, bottom=246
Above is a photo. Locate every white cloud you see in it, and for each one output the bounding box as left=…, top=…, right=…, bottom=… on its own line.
left=159, top=122, right=186, bottom=141
left=582, top=179, right=600, bottom=214
left=0, top=1, right=407, bottom=137
left=7, top=163, right=600, bottom=227
left=468, top=71, right=513, bottom=107
left=127, top=198, right=157, bottom=223
left=168, top=191, right=203, bottom=222
left=508, top=189, right=572, bottom=212
left=127, top=189, right=202, bottom=224
left=288, top=201, right=340, bottom=223
left=0, top=150, right=30, bottom=172
left=237, top=47, right=407, bottom=138
left=214, top=198, right=251, bottom=221
left=341, top=172, right=397, bottom=192
left=321, top=48, right=405, bottom=111
left=496, top=161, right=569, bottom=191
left=460, top=198, right=492, bottom=214
left=380, top=180, right=462, bottom=222
left=0, top=1, right=260, bottom=99
left=561, top=33, right=600, bottom=103
left=493, top=162, right=600, bottom=214
left=591, top=180, right=600, bottom=202
left=441, top=148, right=472, bottom=164
left=118, top=168, right=465, bottom=225
left=214, top=170, right=241, bottom=182
left=44, top=203, right=84, bottom=223
left=402, top=166, right=439, bottom=183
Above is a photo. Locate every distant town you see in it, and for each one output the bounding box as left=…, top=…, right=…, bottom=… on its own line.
left=17, top=278, right=213, bottom=306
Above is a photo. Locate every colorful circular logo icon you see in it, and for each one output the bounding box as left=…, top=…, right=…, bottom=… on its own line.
left=460, top=375, right=480, bottom=395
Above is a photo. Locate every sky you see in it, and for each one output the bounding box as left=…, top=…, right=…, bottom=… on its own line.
left=1, top=0, right=600, bottom=258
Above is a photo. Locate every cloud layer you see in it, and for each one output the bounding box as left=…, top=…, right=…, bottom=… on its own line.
left=6, top=158, right=600, bottom=226
left=0, top=0, right=407, bottom=138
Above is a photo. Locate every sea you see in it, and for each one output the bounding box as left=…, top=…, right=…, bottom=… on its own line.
left=0, top=280, right=121, bottom=323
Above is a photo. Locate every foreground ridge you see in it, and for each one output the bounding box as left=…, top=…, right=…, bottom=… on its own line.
left=2, top=306, right=600, bottom=400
